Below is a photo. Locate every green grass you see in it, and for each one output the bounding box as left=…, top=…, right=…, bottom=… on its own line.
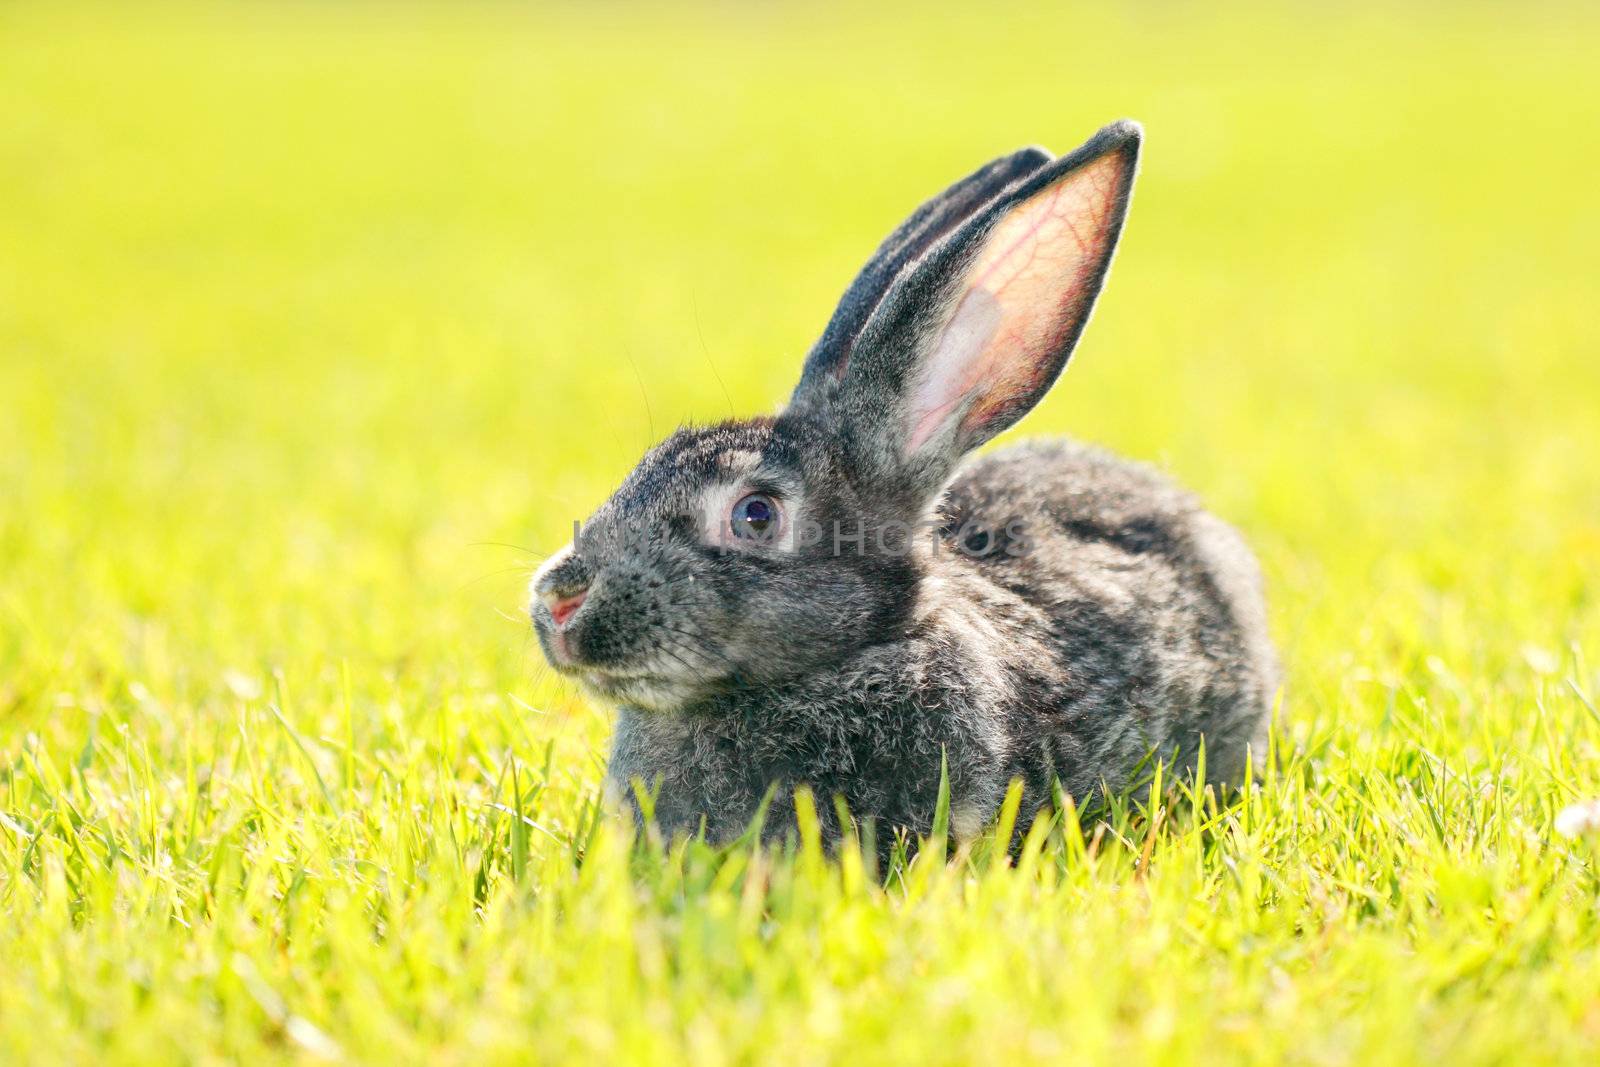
left=3, top=1, right=1600, bottom=1062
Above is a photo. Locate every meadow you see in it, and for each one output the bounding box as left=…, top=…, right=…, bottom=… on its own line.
left=3, top=2, right=1600, bottom=1063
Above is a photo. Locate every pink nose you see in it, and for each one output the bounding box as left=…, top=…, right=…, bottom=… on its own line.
left=545, top=588, right=588, bottom=628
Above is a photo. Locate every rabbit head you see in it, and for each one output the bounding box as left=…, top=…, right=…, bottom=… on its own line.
left=531, top=121, right=1141, bottom=713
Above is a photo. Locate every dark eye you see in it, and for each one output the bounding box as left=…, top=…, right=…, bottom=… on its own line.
left=730, top=492, right=781, bottom=542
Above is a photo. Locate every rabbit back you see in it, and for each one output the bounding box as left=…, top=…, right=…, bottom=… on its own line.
left=940, top=437, right=1276, bottom=798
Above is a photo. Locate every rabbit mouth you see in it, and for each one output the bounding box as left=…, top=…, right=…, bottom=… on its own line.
left=534, top=608, right=727, bottom=711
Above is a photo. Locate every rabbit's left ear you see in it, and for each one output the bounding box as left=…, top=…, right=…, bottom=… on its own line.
left=795, top=121, right=1140, bottom=496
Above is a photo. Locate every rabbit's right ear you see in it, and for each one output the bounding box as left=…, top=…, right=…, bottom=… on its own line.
left=792, top=146, right=1053, bottom=395
left=790, top=121, right=1141, bottom=504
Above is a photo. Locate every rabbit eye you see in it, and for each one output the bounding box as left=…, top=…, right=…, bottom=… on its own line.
left=730, top=492, right=780, bottom=542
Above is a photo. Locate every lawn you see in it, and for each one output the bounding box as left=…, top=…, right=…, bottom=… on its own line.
left=3, top=2, right=1600, bottom=1063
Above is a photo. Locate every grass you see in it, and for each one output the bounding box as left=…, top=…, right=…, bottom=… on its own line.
left=3, top=1, right=1600, bottom=1062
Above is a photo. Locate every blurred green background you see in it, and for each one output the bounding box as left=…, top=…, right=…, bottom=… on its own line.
left=3, top=2, right=1596, bottom=691
left=2, top=2, right=1599, bottom=1063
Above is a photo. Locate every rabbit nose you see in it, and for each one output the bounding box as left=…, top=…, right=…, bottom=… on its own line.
left=541, top=585, right=589, bottom=628
left=530, top=542, right=593, bottom=629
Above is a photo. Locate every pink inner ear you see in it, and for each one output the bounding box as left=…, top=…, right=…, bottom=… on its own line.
left=907, top=151, right=1128, bottom=454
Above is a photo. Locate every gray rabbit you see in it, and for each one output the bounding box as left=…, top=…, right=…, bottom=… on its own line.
left=531, top=121, right=1277, bottom=848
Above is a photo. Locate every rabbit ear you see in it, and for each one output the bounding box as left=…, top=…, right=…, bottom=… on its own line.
left=792, top=146, right=1053, bottom=396
left=809, top=121, right=1140, bottom=497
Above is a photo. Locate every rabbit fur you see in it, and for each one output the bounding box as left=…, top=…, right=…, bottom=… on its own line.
left=530, top=120, right=1277, bottom=848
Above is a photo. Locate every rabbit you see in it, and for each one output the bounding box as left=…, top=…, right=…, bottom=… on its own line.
left=530, top=120, right=1277, bottom=849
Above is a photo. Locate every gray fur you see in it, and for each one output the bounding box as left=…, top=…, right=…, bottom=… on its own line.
left=530, top=121, right=1277, bottom=850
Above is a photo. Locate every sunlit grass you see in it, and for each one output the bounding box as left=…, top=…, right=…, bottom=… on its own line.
left=2, top=2, right=1599, bottom=1063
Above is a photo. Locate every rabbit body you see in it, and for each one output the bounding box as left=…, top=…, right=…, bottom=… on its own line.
left=606, top=438, right=1274, bottom=844
left=531, top=121, right=1277, bottom=846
